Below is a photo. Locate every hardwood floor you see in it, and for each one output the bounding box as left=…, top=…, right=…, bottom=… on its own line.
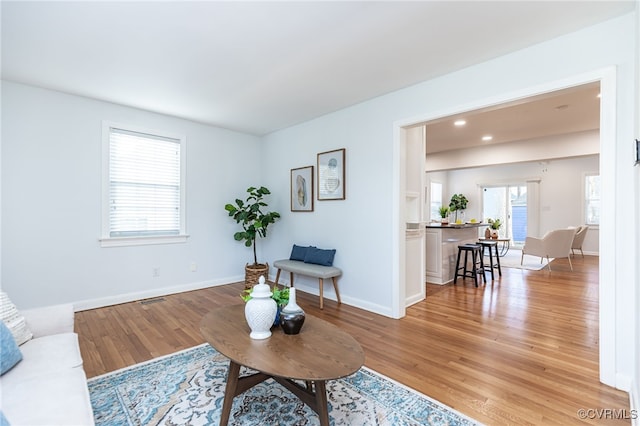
left=76, top=254, right=630, bottom=425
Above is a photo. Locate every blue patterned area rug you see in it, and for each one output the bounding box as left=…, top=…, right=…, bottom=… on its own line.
left=88, top=343, right=480, bottom=426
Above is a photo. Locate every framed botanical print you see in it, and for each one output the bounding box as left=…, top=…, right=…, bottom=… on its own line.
left=317, top=148, right=345, bottom=200
left=291, top=166, right=314, bottom=212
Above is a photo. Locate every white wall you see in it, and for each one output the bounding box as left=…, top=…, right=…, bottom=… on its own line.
left=1, top=81, right=264, bottom=309
left=261, top=13, right=636, bottom=390
left=260, top=98, right=401, bottom=316
left=441, top=155, right=600, bottom=253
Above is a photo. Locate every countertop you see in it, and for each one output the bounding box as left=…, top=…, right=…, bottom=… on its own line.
left=425, top=222, right=485, bottom=229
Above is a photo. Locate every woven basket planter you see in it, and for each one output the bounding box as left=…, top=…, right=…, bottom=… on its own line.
left=244, top=262, right=269, bottom=289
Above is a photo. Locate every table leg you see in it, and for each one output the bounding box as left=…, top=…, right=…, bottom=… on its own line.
left=314, top=380, right=330, bottom=426
left=220, top=360, right=241, bottom=426
left=220, top=361, right=271, bottom=426
left=219, top=360, right=334, bottom=426
left=272, top=377, right=331, bottom=426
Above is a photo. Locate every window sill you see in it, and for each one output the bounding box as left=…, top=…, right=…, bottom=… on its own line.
left=100, top=234, right=189, bottom=248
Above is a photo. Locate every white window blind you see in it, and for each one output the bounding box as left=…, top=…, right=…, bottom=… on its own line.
left=102, top=122, right=187, bottom=246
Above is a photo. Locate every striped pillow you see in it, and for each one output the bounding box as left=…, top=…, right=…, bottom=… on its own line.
left=0, top=292, right=33, bottom=346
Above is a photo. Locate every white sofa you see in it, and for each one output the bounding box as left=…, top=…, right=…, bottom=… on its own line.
left=0, top=303, right=95, bottom=425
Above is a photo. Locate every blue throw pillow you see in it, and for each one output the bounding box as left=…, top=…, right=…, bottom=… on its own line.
left=1, top=321, right=22, bottom=375
left=289, top=244, right=310, bottom=261
left=0, top=410, right=9, bottom=426
left=304, top=247, right=336, bottom=266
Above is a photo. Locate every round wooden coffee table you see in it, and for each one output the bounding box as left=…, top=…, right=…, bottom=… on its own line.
left=200, top=304, right=365, bottom=426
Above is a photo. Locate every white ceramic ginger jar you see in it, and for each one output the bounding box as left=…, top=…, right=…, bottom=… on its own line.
left=244, top=276, right=277, bottom=339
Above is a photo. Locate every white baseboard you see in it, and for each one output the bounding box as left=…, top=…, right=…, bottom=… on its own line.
left=612, top=373, right=638, bottom=424
left=73, top=276, right=243, bottom=311
left=617, top=372, right=633, bottom=392
left=405, top=292, right=426, bottom=307
left=74, top=273, right=393, bottom=318
left=275, top=275, right=393, bottom=318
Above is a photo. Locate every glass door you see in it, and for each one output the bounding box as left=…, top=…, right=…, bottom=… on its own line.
left=482, top=184, right=527, bottom=246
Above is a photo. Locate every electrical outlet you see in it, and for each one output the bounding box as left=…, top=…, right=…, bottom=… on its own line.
left=152, top=267, right=160, bottom=278
left=190, top=262, right=197, bottom=272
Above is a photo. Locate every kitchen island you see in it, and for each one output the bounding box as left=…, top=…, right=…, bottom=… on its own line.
left=425, top=222, right=485, bottom=284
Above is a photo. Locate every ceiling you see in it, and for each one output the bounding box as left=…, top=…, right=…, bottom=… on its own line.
left=424, top=81, right=601, bottom=154
left=1, top=1, right=634, bottom=136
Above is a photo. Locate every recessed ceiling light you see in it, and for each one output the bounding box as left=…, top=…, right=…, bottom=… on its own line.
left=454, top=120, right=466, bottom=127
left=482, top=135, right=493, bottom=141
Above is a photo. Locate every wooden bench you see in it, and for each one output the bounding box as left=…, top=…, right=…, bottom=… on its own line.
left=273, top=259, right=342, bottom=309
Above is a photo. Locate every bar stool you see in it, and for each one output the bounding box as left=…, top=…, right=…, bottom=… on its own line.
left=454, top=244, right=486, bottom=287
left=477, top=240, right=502, bottom=280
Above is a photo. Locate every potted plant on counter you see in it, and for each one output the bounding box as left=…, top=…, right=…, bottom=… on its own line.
left=448, top=194, right=468, bottom=224
left=438, top=206, right=450, bottom=224
left=225, top=186, right=281, bottom=289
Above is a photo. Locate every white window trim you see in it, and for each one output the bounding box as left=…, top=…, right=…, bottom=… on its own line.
left=100, top=121, right=188, bottom=247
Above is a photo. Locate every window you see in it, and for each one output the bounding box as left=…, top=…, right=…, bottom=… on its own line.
left=429, top=181, right=442, bottom=221
left=101, top=122, right=187, bottom=247
left=584, top=173, right=600, bottom=226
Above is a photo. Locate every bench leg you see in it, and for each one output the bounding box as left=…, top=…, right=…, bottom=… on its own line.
left=332, top=277, right=341, bottom=305
left=274, top=266, right=341, bottom=310
left=317, top=277, right=340, bottom=309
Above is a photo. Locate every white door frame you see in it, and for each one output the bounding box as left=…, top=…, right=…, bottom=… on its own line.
left=392, top=67, right=617, bottom=387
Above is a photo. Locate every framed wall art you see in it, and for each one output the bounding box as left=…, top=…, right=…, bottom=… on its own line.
left=317, top=148, right=345, bottom=200
left=291, top=166, right=314, bottom=212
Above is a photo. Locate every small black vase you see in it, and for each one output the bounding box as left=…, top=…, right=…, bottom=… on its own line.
left=280, top=310, right=305, bottom=335
left=280, top=287, right=305, bottom=335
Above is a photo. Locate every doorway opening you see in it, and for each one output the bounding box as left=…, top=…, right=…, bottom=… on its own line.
left=394, top=67, right=617, bottom=387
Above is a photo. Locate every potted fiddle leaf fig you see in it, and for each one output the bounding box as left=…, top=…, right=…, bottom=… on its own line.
left=225, top=186, right=280, bottom=288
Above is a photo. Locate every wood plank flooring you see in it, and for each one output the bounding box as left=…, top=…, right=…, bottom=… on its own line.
left=75, top=254, right=630, bottom=425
